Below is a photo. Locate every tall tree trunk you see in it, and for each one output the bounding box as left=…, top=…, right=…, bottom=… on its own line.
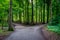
left=26, top=0, right=29, bottom=24
left=25, top=1, right=27, bottom=24
left=47, top=5, right=49, bottom=23
left=39, top=7, right=41, bottom=23
left=36, top=0, right=37, bottom=23
left=8, top=0, right=13, bottom=31
left=1, top=16, right=3, bottom=30
left=47, top=0, right=50, bottom=23
left=23, top=1, right=26, bottom=24
left=19, top=1, right=21, bottom=23
left=31, top=0, right=34, bottom=24
left=41, top=5, right=43, bottom=23
left=43, top=0, right=45, bottom=24
left=25, top=2, right=27, bottom=24
left=23, top=1, right=25, bottom=23
left=49, top=0, right=52, bottom=22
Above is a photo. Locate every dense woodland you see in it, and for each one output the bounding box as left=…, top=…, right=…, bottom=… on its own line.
left=0, top=0, right=60, bottom=33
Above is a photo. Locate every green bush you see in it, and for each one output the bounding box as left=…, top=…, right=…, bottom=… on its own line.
left=47, top=25, right=60, bottom=34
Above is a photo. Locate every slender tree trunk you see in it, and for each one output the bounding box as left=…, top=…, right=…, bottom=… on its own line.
left=49, top=0, right=52, bottom=22
left=39, top=7, right=41, bottom=23
left=8, top=0, right=13, bottom=31
left=47, top=5, right=49, bottom=23
left=39, top=0, right=41, bottom=23
left=23, top=1, right=26, bottom=24
left=19, top=1, right=21, bottom=23
left=1, top=16, right=3, bottom=30
left=40, top=0, right=43, bottom=23
left=25, top=2, right=27, bottom=24
left=43, top=0, right=45, bottom=24
left=47, top=0, right=50, bottom=23
left=31, top=0, right=34, bottom=24
left=26, top=0, right=29, bottom=24
left=36, top=0, right=37, bottom=23
left=23, top=4, right=24, bottom=23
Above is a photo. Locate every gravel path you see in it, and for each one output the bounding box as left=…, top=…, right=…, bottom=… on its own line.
left=5, top=24, right=47, bottom=40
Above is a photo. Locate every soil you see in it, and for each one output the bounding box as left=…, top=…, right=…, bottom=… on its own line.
left=42, top=27, right=60, bottom=40
left=0, top=35, right=7, bottom=40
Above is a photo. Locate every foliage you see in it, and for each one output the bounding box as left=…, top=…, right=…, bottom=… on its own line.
left=0, top=0, right=60, bottom=33
left=48, top=0, right=60, bottom=34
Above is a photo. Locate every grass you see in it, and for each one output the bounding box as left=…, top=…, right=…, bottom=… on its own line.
left=47, top=25, right=60, bottom=34
left=0, top=30, right=13, bottom=36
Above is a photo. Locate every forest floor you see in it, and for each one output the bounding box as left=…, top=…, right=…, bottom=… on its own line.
left=0, top=30, right=12, bottom=40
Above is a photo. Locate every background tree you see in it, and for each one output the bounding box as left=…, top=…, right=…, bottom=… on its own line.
left=31, top=0, right=34, bottom=24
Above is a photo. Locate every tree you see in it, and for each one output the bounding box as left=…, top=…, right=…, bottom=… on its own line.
left=48, top=0, right=60, bottom=34
left=36, top=0, right=37, bottom=23
left=46, top=0, right=51, bottom=23
left=8, top=0, right=14, bottom=31
left=31, top=0, right=34, bottom=24
left=42, top=0, right=45, bottom=24
left=40, top=0, right=43, bottom=23
left=26, top=0, right=29, bottom=24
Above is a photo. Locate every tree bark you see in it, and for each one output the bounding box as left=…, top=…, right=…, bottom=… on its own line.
left=31, top=0, right=34, bottom=24
left=8, top=0, right=14, bottom=31
left=43, top=0, right=45, bottom=24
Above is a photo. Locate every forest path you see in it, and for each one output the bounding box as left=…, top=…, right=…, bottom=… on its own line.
left=13, top=23, right=46, bottom=31
left=5, top=24, right=48, bottom=40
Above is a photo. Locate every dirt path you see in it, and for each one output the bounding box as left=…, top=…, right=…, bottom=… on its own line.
left=4, top=23, right=60, bottom=40
left=13, top=23, right=46, bottom=31
left=5, top=24, right=47, bottom=40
